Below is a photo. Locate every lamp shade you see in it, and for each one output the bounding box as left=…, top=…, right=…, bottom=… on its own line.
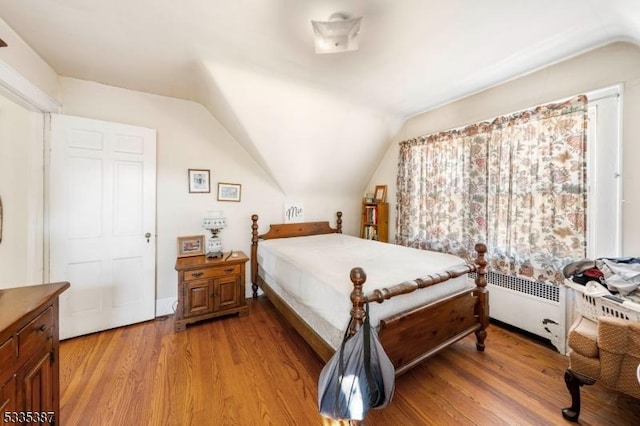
left=202, top=216, right=226, bottom=229
left=203, top=211, right=226, bottom=230
left=311, top=14, right=362, bottom=54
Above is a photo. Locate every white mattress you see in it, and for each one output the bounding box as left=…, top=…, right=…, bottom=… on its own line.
left=257, top=233, right=473, bottom=349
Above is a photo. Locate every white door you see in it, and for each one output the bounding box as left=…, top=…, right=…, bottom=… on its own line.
left=49, top=114, right=156, bottom=339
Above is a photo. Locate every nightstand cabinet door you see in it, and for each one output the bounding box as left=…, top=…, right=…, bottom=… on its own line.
left=215, top=276, right=241, bottom=310
left=184, top=279, right=214, bottom=317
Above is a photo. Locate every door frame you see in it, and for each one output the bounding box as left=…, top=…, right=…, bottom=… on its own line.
left=0, top=59, right=60, bottom=113
left=0, top=59, right=60, bottom=284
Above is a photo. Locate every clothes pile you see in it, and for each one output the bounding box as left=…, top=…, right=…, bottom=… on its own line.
left=563, top=257, right=640, bottom=296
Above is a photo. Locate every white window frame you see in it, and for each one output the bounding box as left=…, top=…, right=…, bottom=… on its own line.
left=585, top=85, right=622, bottom=259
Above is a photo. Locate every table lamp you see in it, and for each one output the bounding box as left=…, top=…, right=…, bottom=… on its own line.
left=202, top=212, right=226, bottom=258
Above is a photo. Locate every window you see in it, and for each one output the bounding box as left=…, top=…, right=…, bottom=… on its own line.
left=396, top=87, right=621, bottom=285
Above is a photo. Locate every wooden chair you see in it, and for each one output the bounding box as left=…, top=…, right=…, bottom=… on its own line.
left=562, top=315, right=640, bottom=421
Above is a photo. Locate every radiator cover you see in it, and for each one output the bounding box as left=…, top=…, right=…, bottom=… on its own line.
left=472, top=272, right=568, bottom=354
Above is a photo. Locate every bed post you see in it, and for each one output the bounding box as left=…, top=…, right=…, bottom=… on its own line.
left=473, top=242, right=488, bottom=351
left=349, top=267, right=367, bottom=336
left=336, top=211, right=343, bottom=233
left=251, top=214, right=259, bottom=298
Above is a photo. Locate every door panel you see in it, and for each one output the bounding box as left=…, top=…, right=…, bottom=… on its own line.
left=215, top=277, right=240, bottom=310
left=185, top=280, right=213, bottom=317
left=23, top=352, right=53, bottom=414
left=67, top=157, right=103, bottom=239
left=114, top=161, right=143, bottom=236
left=50, top=114, right=157, bottom=339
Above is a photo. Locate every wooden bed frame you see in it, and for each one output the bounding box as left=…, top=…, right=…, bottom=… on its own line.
left=250, top=212, right=488, bottom=375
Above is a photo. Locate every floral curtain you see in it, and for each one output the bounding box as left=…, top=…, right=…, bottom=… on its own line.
left=396, top=95, right=588, bottom=285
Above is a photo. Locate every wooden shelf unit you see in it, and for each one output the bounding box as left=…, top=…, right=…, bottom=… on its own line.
left=360, top=201, right=389, bottom=242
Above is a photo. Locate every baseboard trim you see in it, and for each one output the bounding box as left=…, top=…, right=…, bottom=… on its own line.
left=156, top=297, right=177, bottom=317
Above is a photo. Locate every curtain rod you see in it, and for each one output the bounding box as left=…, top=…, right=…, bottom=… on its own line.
left=400, top=91, right=619, bottom=144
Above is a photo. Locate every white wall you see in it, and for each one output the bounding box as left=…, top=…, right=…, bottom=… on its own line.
left=368, top=41, right=640, bottom=256
left=58, top=77, right=355, bottom=308
left=0, top=93, right=44, bottom=287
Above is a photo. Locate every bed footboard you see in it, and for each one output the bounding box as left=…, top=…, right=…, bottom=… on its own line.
left=350, top=243, right=488, bottom=374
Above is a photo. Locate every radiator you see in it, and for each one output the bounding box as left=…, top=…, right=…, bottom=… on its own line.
left=472, top=271, right=569, bottom=354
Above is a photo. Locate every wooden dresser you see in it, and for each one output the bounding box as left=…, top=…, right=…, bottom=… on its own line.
left=0, top=282, right=69, bottom=425
left=174, top=252, right=249, bottom=331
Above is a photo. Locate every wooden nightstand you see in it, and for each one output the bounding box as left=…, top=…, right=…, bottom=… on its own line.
left=174, top=251, right=249, bottom=332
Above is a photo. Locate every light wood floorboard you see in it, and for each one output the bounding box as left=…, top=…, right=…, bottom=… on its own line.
left=59, top=296, right=640, bottom=425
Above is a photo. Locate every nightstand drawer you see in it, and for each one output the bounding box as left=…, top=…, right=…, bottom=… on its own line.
left=184, top=264, right=241, bottom=280
left=17, top=307, right=53, bottom=361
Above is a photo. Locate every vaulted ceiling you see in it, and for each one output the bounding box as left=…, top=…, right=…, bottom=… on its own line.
left=1, top=0, right=640, bottom=196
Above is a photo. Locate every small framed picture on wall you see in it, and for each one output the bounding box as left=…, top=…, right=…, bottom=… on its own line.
left=188, top=169, right=210, bottom=193
left=218, top=182, right=241, bottom=202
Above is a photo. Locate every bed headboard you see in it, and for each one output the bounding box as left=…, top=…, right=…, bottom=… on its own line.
left=257, top=217, right=342, bottom=241
left=251, top=212, right=342, bottom=240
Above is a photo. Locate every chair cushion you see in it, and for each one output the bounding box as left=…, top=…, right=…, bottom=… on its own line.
left=569, top=351, right=600, bottom=380
left=597, top=317, right=640, bottom=399
left=599, top=351, right=640, bottom=398
left=568, top=316, right=599, bottom=358
left=598, top=316, right=640, bottom=354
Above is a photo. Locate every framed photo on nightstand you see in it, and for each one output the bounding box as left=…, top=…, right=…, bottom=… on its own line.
left=177, top=235, right=205, bottom=257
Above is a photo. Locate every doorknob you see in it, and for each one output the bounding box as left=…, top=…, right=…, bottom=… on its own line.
left=145, top=232, right=151, bottom=243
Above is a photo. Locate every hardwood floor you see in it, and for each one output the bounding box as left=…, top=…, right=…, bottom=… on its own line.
left=59, top=297, right=640, bottom=425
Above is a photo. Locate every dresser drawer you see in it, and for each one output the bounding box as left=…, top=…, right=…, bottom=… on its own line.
left=184, top=264, right=241, bottom=281
left=0, top=337, right=16, bottom=365
left=17, top=307, right=53, bottom=362
left=0, top=337, right=17, bottom=384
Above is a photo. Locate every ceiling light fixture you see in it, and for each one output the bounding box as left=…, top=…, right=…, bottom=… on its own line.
left=311, top=12, right=362, bottom=54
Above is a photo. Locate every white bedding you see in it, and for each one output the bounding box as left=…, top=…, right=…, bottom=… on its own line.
left=257, top=233, right=473, bottom=349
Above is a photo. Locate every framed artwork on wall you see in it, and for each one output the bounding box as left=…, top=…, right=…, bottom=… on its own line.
left=188, top=169, right=210, bottom=193
left=218, top=182, right=241, bottom=202
left=177, top=235, right=205, bottom=257
left=374, top=185, right=387, bottom=202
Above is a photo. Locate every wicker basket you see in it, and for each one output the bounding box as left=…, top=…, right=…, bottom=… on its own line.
left=565, top=280, right=640, bottom=322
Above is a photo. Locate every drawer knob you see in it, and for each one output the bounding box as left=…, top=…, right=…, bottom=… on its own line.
left=224, top=267, right=234, bottom=273
left=192, top=271, right=204, bottom=278
left=39, top=324, right=47, bottom=332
